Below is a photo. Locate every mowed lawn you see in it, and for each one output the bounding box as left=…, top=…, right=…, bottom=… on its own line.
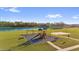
left=53, top=37, right=79, bottom=48
left=0, top=30, right=27, bottom=50
left=11, top=43, right=57, bottom=51
left=49, top=28, right=79, bottom=49
left=51, top=28, right=79, bottom=39
left=0, top=30, right=57, bottom=51
left=0, top=28, right=79, bottom=51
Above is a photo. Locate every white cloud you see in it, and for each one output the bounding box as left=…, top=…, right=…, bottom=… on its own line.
left=9, top=7, right=20, bottom=13
left=0, top=7, right=20, bottom=13
left=46, top=14, right=63, bottom=18
left=72, top=15, right=79, bottom=19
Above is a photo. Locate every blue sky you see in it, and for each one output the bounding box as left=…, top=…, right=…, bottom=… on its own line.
left=0, top=7, right=79, bottom=24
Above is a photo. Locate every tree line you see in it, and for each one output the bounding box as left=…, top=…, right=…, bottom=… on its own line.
left=0, top=21, right=78, bottom=28
left=0, top=21, right=39, bottom=27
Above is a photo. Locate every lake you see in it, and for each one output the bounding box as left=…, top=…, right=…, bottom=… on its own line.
left=0, top=27, right=39, bottom=31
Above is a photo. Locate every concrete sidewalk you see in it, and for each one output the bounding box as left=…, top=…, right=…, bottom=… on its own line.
left=47, top=41, right=62, bottom=50
left=58, top=44, right=79, bottom=51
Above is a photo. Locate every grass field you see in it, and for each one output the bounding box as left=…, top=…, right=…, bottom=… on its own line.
left=11, top=43, right=57, bottom=51
left=0, top=30, right=26, bottom=50
left=50, top=28, right=79, bottom=39
left=0, top=30, right=57, bottom=51
left=50, top=28, right=79, bottom=49
left=53, top=37, right=79, bottom=48
left=0, top=28, right=79, bottom=51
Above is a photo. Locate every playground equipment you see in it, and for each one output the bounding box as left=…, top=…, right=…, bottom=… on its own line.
left=18, top=26, right=61, bottom=47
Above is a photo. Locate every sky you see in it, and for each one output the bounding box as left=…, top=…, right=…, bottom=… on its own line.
left=0, top=7, right=79, bottom=24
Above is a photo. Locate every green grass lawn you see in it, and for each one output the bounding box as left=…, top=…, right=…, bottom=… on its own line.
left=48, top=28, right=79, bottom=48
left=0, top=28, right=79, bottom=51
left=0, top=30, right=57, bottom=51
left=50, top=28, right=79, bottom=39
left=0, top=30, right=27, bottom=50
left=53, top=36, right=79, bottom=48
left=11, top=43, right=57, bottom=51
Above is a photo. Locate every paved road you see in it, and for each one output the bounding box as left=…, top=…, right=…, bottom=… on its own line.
left=47, top=41, right=62, bottom=50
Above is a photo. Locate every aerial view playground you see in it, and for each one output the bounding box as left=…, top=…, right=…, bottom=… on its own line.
left=0, top=7, right=79, bottom=51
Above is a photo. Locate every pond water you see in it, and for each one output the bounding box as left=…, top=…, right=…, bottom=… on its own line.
left=0, top=27, right=39, bottom=31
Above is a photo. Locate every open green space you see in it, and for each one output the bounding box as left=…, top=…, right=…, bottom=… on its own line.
left=49, top=28, right=79, bottom=48
left=50, top=28, right=79, bottom=39
left=53, top=36, right=79, bottom=48
left=11, top=43, right=57, bottom=51
left=0, top=30, right=27, bottom=50
left=0, top=28, right=79, bottom=51
left=0, top=30, right=57, bottom=51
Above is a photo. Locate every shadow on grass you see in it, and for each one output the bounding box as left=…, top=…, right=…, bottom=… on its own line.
left=7, top=35, right=61, bottom=51
left=7, top=41, right=33, bottom=51
left=7, top=38, right=42, bottom=51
